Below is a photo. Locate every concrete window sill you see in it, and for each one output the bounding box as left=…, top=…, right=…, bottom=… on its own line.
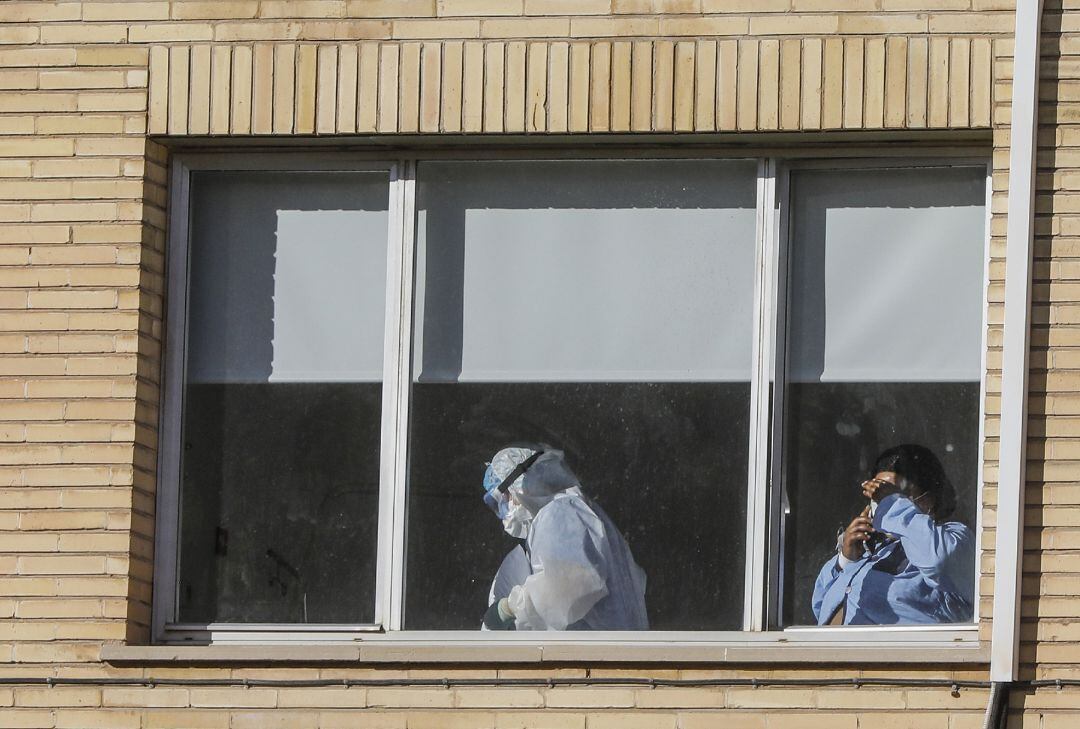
left=101, top=639, right=989, bottom=665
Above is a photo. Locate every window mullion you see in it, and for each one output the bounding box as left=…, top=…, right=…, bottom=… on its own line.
left=379, top=160, right=417, bottom=632
left=764, top=162, right=793, bottom=631
left=744, top=158, right=779, bottom=632
left=154, top=157, right=193, bottom=643
left=376, top=162, right=408, bottom=630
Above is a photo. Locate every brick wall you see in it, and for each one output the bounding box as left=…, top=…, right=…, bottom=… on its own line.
left=3, top=1, right=1080, bottom=727
left=145, top=35, right=994, bottom=134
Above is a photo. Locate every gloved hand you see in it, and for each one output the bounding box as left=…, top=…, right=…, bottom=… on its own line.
left=483, top=598, right=515, bottom=630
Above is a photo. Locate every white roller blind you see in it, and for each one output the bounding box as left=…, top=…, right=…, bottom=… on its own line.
left=787, top=166, right=987, bottom=383
left=413, top=160, right=759, bottom=383
left=186, top=171, right=390, bottom=384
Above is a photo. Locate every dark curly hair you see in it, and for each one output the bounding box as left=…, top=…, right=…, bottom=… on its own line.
left=871, top=444, right=957, bottom=521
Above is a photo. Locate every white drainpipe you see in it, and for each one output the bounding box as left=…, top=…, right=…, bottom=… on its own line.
left=991, top=0, right=1044, bottom=685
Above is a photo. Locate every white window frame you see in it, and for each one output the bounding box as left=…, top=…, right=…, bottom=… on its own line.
left=759, top=157, right=993, bottom=632
left=154, top=150, right=992, bottom=650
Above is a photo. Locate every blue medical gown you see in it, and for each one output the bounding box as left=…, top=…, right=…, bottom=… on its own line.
left=507, top=489, right=649, bottom=630
left=811, top=493, right=975, bottom=625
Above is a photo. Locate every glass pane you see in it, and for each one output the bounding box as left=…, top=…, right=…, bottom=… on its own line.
left=177, top=171, right=388, bottom=624
left=406, top=159, right=758, bottom=630
left=780, top=165, right=985, bottom=627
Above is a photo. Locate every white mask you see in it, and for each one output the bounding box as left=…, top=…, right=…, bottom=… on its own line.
left=502, top=501, right=533, bottom=539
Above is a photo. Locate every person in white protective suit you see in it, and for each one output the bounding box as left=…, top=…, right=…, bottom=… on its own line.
left=480, top=445, right=649, bottom=631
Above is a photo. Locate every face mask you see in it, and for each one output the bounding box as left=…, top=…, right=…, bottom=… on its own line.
left=501, top=500, right=532, bottom=539
left=483, top=479, right=532, bottom=537
left=483, top=486, right=509, bottom=520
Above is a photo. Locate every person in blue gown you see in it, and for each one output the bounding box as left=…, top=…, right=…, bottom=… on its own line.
left=812, top=444, right=975, bottom=626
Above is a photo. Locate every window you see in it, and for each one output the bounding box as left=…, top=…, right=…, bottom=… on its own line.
left=155, top=154, right=988, bottom=644
left=775, top=165, right=987, bottom=628
left=170, top=169, right=390, bottom=627
left=406, top=160, right=757, bottom=630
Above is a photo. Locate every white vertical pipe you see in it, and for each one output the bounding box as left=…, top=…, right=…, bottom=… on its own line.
left=991, top=0, right=1044, bottom=683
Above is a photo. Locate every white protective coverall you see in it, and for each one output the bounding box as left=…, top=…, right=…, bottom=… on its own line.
left=487, top=447, right=649, bottom=631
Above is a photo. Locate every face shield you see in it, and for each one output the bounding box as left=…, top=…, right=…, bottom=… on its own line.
left=482, top=465, right=511, bottom=521
left=482, top=449, right=545, bottom=538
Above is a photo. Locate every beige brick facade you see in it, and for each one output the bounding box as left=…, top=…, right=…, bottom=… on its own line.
left=146, top=35, right=994, bottom=134
left=0, top=1, right=1076, bottom=727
